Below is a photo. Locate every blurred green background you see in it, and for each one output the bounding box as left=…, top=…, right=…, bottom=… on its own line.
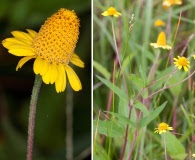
left=0, top=0, right=91, bottom=160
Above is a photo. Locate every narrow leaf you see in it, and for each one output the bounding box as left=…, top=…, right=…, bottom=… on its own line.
left=162, top=132, right=186, bottom=160
left=139, top=101, right=167, bottom=128
left=96, top=75, right=128, bottom=101
left=139, top=65, right=147, bottom=86
left=93, top=120, right=123, bottom=138
left=93, top=60, right=111, bottom=80
left=105, top=111, right=136, bottom=128
left=134, top=101, right=149, bottom=116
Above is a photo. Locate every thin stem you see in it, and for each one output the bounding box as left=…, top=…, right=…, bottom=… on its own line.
left=163, top=137, right=167, bottom=160
left=127, top=109, right=142, bottom=160
left=133, top=69, right=177, bottom=104
left=111, top=18, right=132, bottom=159
left=66, top=85, right=73, bottom=160
left=111, top=19, right=129, bottom=100
left=171, top=12, right=182, bottom=47
left=147, top=50, right=160, bottom=80
left=147, top=70, right=195, bottom=99
left=27, top=75, right=42, bottom=160
left=93, top=110, right=101, bottom=154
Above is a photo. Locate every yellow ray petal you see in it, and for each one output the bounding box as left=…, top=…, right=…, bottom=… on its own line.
left=39, top=60, right=49, bottom=76
left=42, top=63, right=59, bottom=84
left=11, top=31, right=33, bottom=41
left=34, top=58, right=43, bottom=74
left=70, top=53, right=85, bottom=68
left=16, top=56, right=36, bottom=71
left=101, top=11, right=109, bottom=16
left=2, top=38, right=32, bottom=48
left=26, top=29, right=37, bottom=38
left=49, top=63, right=59, bottom=84
left=64, top=65, right=82, bottom=91
left=55, top=64, right=66, bottom=93
left=33, top=58, right=49, bottom=75
left=8, top=45, right=35, bottom=56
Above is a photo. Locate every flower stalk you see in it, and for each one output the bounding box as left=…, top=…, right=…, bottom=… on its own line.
left=27, top=75, right=42, bottom=160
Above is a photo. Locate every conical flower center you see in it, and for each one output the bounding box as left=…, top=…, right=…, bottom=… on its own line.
left=158, top=123, right=168, bottom=130
left=107, top=7, right=117, bottom=15
left=32, top=8, right=80, bottom=65
left=178, top=57, right=188, bottom=66
left=157, top=32, right=166, bottom=46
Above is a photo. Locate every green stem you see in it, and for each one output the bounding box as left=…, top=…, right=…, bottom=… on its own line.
left=27, top=75, right=42, bottom=160
left=66, top=85, right=73, bottom=160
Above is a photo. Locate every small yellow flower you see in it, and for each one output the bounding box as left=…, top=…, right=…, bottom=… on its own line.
left=192, top=154, right=195, bottom=158
left=150, top=32, right=172, bottom=50
left=174, top=56, right=190, bottom=72
left=193, top=55, right=195, bottom=59
left=154, top=122, right=173, bottom=134
left=2, top=8, right=84, bottom=93
left=163, top=0, right=182, bottom=9
left=154, top=19, right=166, bottom=27
left=101, top=7, right=122, bottom=17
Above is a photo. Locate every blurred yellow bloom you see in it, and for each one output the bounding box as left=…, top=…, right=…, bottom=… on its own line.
left=101, top=7, right=122, bottom=17
left=192, top=154, right=195, bottom=158
left=154, top=122, right=173, bottom=134
left=150, top=32, right=172, bottom=50
left=163, top=0, right=182, bottom=9
left=193, top=55, right=195, bottom=59
left=2, top=8, right=84, bottom=93
left=174, top=56, right=190, bottom=72
left=154, top=19, right=166, bottom=27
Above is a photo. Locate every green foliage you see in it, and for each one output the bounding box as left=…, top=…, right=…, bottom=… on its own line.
left=94, top=120, right=124, bottom=138
left=134, top=101, right=149, bottom=116
left=93, top=0, right=195, bottom=159
left=96, top=75, right=128, bottom=101
left=139, top=101, right=167, bottom=128
left=162, top=132, right=187, bottom=160
left=94, top=60, right=111, bottom=80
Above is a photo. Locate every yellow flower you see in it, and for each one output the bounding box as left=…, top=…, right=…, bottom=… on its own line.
left=193, top=55, right=195, bottom=59
left=154, top=122, right=173, bottom=134
left=101, top=7, right=122, bottom=17
left=150, top=32, right=172, bottom=50
left=192, top=154, right=195, bottom=158
left=2, top=8, right=84, bottom=93
left=154, top=19, right=166, bottom=27
left=174, top=56, right=190, bottom=72
left=163, top=0, right=182, bottom=9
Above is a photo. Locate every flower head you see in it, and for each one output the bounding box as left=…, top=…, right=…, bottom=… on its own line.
left=193, top=54, right=195, bottom=59
left=192, top=154, right=195, bottom=158
left=101, top=7, right=122, bottom=17
left=154, top=19, right=166, bottom=27
left=154, top=122, right=173, bottom=134
left=163, top=0, right=182, bottom=9
left=174, top=56, right=190, bottom=72
left=2, top=8, right=84, bottom=93
left=150, top=32, right=172, bottom=50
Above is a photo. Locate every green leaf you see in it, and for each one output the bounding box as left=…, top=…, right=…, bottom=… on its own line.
left=105, top=111, right=136, bottom=128
left=93, top=120, right=124, bottom=138
left=130, top=74, right=144, bottom=91
left=139, top=101, right=167, bottom=128
left=134, top=101, right=149, bottom=116
left=162, top=132, right=187, bottom=160
left=94, top=143, right=110, bottom=160
left=93, top=60, right=111, bottom=80
left=96, top=75, right=128, bottom=101
left=129, top=74, right=148, bottom=98
left=139, top=65, right=147, bottom=86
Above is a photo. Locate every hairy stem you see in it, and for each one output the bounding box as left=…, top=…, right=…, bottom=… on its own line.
left=27, top=75, right=42, bottom=160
